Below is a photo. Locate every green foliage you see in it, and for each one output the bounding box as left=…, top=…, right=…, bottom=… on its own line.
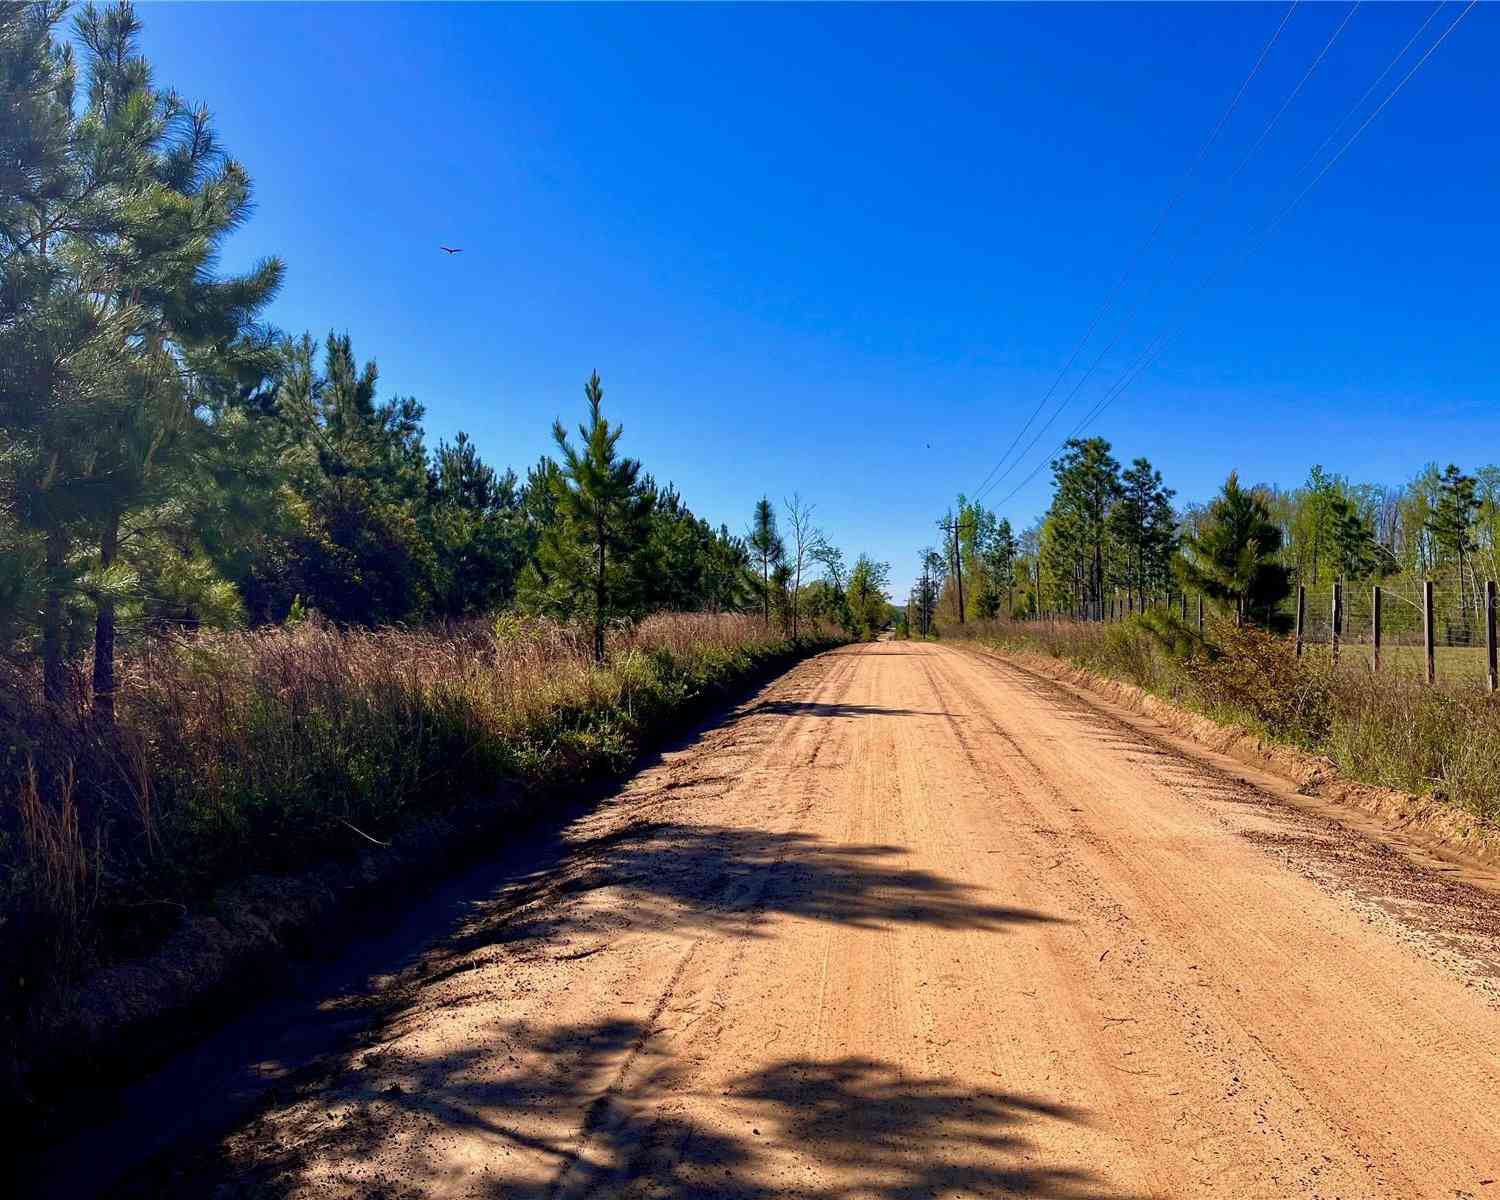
left=1, top=0, right=280, bottom=710
left=1136, top=608, right=1206, bottom=664
left=425, top=431, right=523, bottom=617
left=1176, top=473, right=1293, bottom=630
left=749, top=495, right=784, bottom=627
left=517, top=372, right=654, bottom=660
left=847, top=554, right=892, bottom=639
left=1044, top=437, right=1121, bottom=613
left=239, top=332, right=432, bottom=625
left=1108, top=457, right=1176, bottom=601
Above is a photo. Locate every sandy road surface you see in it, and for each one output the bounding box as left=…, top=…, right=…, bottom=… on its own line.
left=116, top=641, right=1500, bottom=1199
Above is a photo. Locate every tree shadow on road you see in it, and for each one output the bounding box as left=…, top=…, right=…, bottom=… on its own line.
left=123, top=1018, right=1131, bottom=1200
left=438, top=820, right=1066, bottom=963
left=741, top=699, right=951, bottom=719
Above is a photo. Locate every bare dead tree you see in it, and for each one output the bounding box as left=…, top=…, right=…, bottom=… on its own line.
left=784, top=493, right=817, bottom=640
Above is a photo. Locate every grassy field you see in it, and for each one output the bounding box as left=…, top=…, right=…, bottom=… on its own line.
left=1297, top=641, right=1496, bottom=685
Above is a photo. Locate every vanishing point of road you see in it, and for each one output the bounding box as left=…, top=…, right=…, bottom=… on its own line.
left=97, top=642, right=1500, bottom=1197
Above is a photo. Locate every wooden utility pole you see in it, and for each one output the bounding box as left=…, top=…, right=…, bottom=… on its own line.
left=1486, top=579, right=1497, bottom=693
left=920, top=557, right=931, bottom=637
left=1371, top=585, right=1382, bottom=673
left=939, top=516, right=973, bottom=626
left=1294, top=585, right=1306, bottom=657
left=1331, top=582, right=1342, bottom=666
left=1424, top=578, right=1436, bottom=685
left=952, top=523, right=964, bottom=625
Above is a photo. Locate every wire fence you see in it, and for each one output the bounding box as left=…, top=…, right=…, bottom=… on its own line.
left=1032, top=566, right=1500, bottom=691
left=1285, top=566, right=1499, bottom=686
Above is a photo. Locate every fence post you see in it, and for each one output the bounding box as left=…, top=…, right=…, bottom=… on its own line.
left=1294, top=585, right=1306, bottom=657
left=1487, top=579, right=1497, bottom=694
left=1331, top=582, right=1342, bottom=665
left=1197, top=593, right=1204, bottom=634
left=1424, top=578, right=1435, bottom=685
left=1371, top=584, right=1382, bottom=673
left=1179, top=592, right=1187, bottom=621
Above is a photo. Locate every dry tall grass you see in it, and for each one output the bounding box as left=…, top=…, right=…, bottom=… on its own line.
left=1, top=612, right=821, bottom=1015
left=945, top=616, right=1500, bottom=826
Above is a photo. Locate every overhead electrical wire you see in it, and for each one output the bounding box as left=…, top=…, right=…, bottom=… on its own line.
left=983, top=0, right=1479, bottom=513
left=1291, top=0, right=1445, bottom=181
left=974, top=0, right=1362, bottom=506
left=1225, top=0, right=1362, bottom=183
left=966, top=0, right=1300, bottom=504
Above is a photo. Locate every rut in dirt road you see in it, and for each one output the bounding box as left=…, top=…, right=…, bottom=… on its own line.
left=101, top=641, right=1500, bottom=1198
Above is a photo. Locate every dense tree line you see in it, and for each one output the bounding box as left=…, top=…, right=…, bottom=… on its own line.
left=912, top=438, right=1172, bottom=629
left=1, top=2, right=877, bottom=710
left=918, top=434, right=1500, bottom=636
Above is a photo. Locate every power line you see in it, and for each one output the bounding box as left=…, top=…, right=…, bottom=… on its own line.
left=985, top=0, right=1479, bottom=514
left=975, top=0, right=1369, bottom=507
left=1225, top=1, right=1362, bottom=184
left=967, top=1, right=1299, bottom=503
left=1291, top=0, right=1446, bottom=182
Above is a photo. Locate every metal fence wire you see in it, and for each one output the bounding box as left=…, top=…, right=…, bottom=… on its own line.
left=1277, top=567, right=1499, bottom=686
left=1043, top=570, right=1498, bottom=690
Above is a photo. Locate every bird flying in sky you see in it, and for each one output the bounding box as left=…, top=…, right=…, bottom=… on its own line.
left=440, top=245, right=463, bottom=254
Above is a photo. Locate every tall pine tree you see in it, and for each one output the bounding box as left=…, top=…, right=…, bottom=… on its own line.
left=748, top=496, right=783, bottom=628
left=521, top=372, right=652, bottom=661
left=1177, top=473, right=1292, bottom=630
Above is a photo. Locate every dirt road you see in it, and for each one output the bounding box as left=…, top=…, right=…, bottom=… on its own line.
left=118, top=641, right=1500, bottom=1198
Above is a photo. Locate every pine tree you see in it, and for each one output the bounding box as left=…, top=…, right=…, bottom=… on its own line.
left=1108, top=457, right=1176, bottom=607
left=0, top=0, right=110, bottom=704
left=1427, top=464, right=1481, bottom=630
left=525, top=372, right=652, bottom=661
left=1047, top=437, right=1121, bottom=615
left=426, top=431, right=522, bottom=616
left=1177, top=473, right=1292, bottom=630
left=748, top=496, right=784, bottom=627
left=250, top=333, right=430, bottom=625
left=0, top=3, right=284, bottom=720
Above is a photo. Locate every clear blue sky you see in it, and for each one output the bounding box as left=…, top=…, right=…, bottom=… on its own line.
left=134, top=2, right=1498, bottom=597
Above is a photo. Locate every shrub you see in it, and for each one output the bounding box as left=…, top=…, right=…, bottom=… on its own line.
left=1182, top=620, right=1332, bottom=743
